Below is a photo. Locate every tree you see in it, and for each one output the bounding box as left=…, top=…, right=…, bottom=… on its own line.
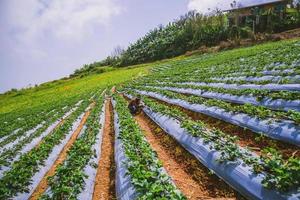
left=111, top=45, right=124, bottom=58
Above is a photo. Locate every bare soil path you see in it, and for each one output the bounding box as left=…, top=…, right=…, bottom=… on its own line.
left=93, top=99, right=116, bottom=200
left=29, top=103, right=94, bottom=200
left=134, top=111, right=241, bottom=200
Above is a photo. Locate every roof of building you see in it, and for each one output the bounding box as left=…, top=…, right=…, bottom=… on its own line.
left=224, top=0, right=288, bottom=12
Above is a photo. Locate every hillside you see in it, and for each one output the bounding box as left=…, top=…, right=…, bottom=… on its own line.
left=0, top=38, right=300, bottom=199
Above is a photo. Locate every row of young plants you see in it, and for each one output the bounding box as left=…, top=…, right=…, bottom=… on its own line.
left=113, top=94, right=186, bottom=199
left=0, top=82, right=101, bottom=139
left=152, top=71, right=300, bottom=87
left=125, top=90, right=300, bottom=192
left=131, top=85, right=300, bottom=125
left=147, top=41, right=300, bottom=86
left=207, top=74, right=300, bottom=84
left=175, top=63, right=299, bottom=85
left=0, top=107, right=59, bottom=139
left=0, top=100, right=73, bottom=148
left=0, top=101, right=79, bottom=170
left=201, top=67, right=298, bottom=79
left=0, top=92, right=94, bottom=199
left=157, top=63, right=295, bottom=82
left=143, top=81, right=300, bottom=102
left=0, top=93, right=85, bottom=140
left=168, top=41, right=300, bottom=78
left=0, top=108, right=52, bottom=138
left=0, top=97, right=74, bottom=139
left=166, top=75, right=300, bottom=85
left=207, top=69, right=299, bottom=79
left=170, top=64, right=296, bottom=82
left=173, top=68, right=300, bottom=85
left=40, top=94, right=105, bottom=199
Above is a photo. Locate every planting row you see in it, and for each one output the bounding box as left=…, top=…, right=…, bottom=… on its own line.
left=141, top=82, right=300, bottom=111
left=131, top=85, right=300, bottom=126
left=145, top=84, right=300, bottom=112
left=153, top=41, right=300, bottom=82
left=131, top=87, right=300, bottom=146
left=0, top=102, right=80, bottom=178
left=40, top=93, right=105, bottom=199
left=112, top=94, right=185, bottom=199
left=125, top=91, right=300, bottom=199
left=0, top=90, right=100, bottom=199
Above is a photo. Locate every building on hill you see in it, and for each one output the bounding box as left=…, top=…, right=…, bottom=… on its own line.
left=224, top=0, right=294, bottom=32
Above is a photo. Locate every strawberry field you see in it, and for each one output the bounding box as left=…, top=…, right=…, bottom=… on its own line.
left=0, top=39, right=299, bottom=199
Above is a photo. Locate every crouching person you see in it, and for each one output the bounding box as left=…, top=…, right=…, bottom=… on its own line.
left=128, top=97, right=144, bottom=115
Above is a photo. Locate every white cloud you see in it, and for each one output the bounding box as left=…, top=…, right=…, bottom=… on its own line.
left=188, top=0, right=232, bottom=13
left=7, top=0, right=123, bottom=43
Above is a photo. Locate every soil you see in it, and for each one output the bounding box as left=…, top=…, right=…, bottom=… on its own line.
left=149, top=96, right=300, bottom=159
left=92, top=99, right=116, bottom=200
left=29, top=103, right=94, bottom=200
left=134, top=111, right=243, bottom=200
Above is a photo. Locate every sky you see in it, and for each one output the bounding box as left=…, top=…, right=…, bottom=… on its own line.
left=0, top=0, right=234, bottom=93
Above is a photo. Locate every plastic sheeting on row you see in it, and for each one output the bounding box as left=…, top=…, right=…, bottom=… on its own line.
left=154, top=86, right=300, bottom=112
left=136, top=90, right=300, bottom=147
left=225, top=69, right=295, bottom=77
left=177, top=82, right=300, bottom=92
left=209, top=75, right=300, bottom=84
left=1, top=104, right=79, bottom=154
left=262, top=69, right=294, bottom=75
left=0, top=123, right=44, bottom=154
left=143, top=107, right=300, bottom=200
left=112, top=100, right=138, bottom=200
left=0, top=105, right=81, bottom=178
left=78, top=102, right=106, bottom=200
left=0, top=128, right=21, bottom=144
left=13, top=111, right=86, bottom=200
left=197, top=69, right=295, bottom=81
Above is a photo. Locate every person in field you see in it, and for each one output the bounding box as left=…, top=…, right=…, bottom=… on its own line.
left=128, top=97, right=144, bottom=115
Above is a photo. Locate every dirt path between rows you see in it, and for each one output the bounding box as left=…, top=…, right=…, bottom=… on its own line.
left=29, top=103, right=94, bottom=200
left=134, top=111, right=241, bottom=200
left=93, top=99, right=116, bottom=200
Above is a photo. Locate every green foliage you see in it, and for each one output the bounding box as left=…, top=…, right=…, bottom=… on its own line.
left=127, top=90, right=300, bottom=192
left=114, top=95, right=186, bottom=199
left=0, top=64, right=149, bottom=199
left=100, top=11, right=229, bottom=67
left=260, top=148, right=300, bottom=191
left=122, top=39, right=300, bottom=193
left=41, top=95, right=104, bottom=199
left=0, top=96, right=92, bottom=199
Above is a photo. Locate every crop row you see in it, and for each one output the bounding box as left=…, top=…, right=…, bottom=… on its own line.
left=0, top=93, right=86, bottom=141
left=144, top=84, right=300, bottom=112
left=152, top=41, right=300, bottom=81
left=41, top=94, right=105, bottom=199
left=0, top=101, right=76, bottom=153
left=131, top=85, right=300, bottom=125
left=168, top=67, right=300, bottom=85
left=113, top=94, right=185, bottom=199
left=0, top=100, right=86, bottom=179
left=0, top=92, right=94, bottom=199
left=134, top=88, right=300, bottom=146
left=125, top=91, right=300, bottom=198
left=141, top=81, right=300, bottom=110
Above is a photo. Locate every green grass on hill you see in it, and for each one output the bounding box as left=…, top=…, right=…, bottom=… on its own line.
left=0, top=38, right=298, bottom=117
left=0, top=64, right=150, bottom=116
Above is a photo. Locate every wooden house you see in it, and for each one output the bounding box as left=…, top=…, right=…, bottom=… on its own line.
left=224, top=0, right=293, bottom=32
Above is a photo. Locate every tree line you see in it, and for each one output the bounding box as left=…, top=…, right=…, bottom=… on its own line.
left=74, top=0, right=300, bottom=75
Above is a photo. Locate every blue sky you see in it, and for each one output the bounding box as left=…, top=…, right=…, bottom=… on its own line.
left=0, top=0, right=233, bottom=93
